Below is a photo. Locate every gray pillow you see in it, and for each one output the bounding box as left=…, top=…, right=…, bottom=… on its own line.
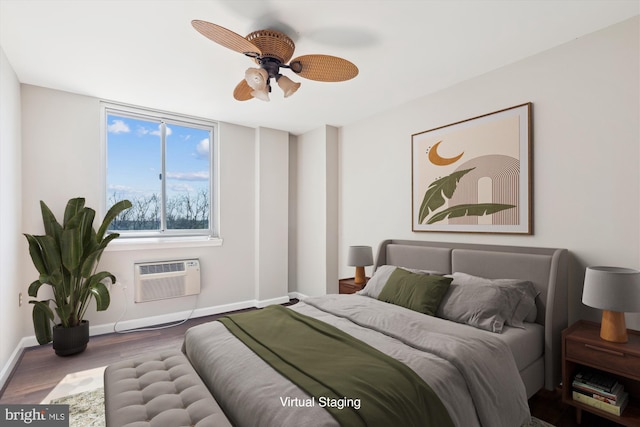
left=357, top=265, right=397, bottom=298
left=451, top=272, right=539, bottom=327
left=436, top=284, right=509, bottom=333
left=357, top=265, right=443, bottom=299
left=436, top=272, right=539, bottom=333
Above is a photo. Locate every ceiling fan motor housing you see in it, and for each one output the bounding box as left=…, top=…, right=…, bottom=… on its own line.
left=245, top=29, right=295, bottom=64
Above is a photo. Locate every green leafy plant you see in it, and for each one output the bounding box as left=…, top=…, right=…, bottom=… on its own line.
left=419, top=168, right=515, bottom=225
left=427, top=203, right=516, bottom=224
left=24, top=197, right=132, bottom=345
left=418, top=168, right=475, bottom=224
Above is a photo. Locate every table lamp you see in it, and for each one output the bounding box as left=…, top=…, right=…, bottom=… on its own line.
left=582, top=266, right=640, bottom=343
left=347, top=246, right=373, bottom=285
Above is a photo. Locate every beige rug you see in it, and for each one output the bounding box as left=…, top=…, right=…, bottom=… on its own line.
left=41, top=366, right=554, bottom=427
left=50, top=388, right=105, bottom=427
left=41, top=366, right=105, bottom=427
left=41, top=365, right=106, bottom=404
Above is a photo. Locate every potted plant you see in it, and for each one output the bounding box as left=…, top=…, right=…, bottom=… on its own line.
left=24, top=197, right=132, bottom=356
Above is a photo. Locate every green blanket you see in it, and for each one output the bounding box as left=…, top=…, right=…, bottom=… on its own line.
left=219, top=305, right=454, bottom=427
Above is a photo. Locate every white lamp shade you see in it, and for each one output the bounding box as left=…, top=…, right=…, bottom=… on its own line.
left=277, top=75, right=301, bottom=97
left=245, top=68, right=270, bottom=101
left=250, top=88, right=270, bottom=102
left=582, top=266, right=640, bottom=312
left=347, top=246, right=373, bottom=267
left=245, top=68, right=268, bottom=90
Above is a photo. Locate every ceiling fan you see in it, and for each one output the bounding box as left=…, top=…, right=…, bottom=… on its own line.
left=191, top=20, right=359, bottom=102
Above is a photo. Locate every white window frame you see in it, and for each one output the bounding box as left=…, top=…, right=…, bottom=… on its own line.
left=100, top=101, right=220, bottom=241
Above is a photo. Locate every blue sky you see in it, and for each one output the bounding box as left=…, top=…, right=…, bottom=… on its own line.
left=106, top=113, right=210, bottom=203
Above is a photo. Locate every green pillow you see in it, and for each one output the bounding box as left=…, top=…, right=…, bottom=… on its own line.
left=378, top=268, right=452, bottom=315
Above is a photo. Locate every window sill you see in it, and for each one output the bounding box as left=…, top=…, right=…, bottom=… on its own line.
left=105, top=236, right=223, bottom=252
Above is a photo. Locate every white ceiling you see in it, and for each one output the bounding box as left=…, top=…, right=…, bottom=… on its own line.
left=1, top=0, right=638, bottom=135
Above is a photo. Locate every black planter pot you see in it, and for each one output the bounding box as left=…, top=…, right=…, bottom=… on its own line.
left=52, top=320, right=89, bottom=356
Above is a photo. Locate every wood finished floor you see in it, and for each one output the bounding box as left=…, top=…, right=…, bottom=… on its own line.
left=0, top=302, right=623, bottom=427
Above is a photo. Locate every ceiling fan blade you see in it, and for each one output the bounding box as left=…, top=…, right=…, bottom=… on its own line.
left=289, top=54, right=358, bottom=82
left=192, top=20, right=261, bottom=56
left=233, top=79, right=254, bottom=101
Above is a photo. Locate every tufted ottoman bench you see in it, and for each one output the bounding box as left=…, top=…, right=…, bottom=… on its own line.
left=104, top=350, right=232, bottom=427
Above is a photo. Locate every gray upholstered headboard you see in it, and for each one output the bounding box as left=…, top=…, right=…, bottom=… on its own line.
left=373, top=239, right=568, bottom=391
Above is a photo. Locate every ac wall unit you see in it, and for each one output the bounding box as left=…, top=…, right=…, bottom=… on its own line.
left=134, top=259, right=200, bottom=303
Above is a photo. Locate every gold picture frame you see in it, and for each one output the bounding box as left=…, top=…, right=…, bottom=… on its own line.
left=411, top=103, right=532, bottom=234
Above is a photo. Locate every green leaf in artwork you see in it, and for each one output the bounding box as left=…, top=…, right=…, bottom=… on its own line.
left=418, top=168, right=475, bottom=224
left=427, top=203, right=515, bottom=224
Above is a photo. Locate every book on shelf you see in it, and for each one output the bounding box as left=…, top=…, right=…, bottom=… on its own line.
left=572, top=380, right=624, bottom=404
left=574, top=369, right=618, bottom=393
left=572, top=390, right=629, bottom=416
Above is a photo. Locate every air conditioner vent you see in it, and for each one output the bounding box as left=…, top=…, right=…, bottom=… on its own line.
left=134, top=259, right=200, bottom=303
left=139, top=262, right=185, bottom=275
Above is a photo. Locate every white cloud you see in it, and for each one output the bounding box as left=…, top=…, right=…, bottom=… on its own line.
left=108, top=119, right=130, bottom=134
left=196, top=138, right=209, bottom=159
left=108, top=184, right=136, bottom=192
left=151, top=125, right=172, bottom=137
left=166, top=171, right=209, bottom=181
left=137, top=124, right=172, bottom=137
left=168, top=183, right=195, bottom=193
left=107, top=184, right=148, bottom=197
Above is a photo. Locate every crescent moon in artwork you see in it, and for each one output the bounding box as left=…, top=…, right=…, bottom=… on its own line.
left=428, top=141, right=464, bottom=166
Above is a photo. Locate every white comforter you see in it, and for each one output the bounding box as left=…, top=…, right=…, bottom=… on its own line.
left=183, top=294, right=530, bottom=427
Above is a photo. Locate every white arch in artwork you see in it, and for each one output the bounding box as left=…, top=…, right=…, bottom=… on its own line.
left=448, top=154, right=520, bottom=225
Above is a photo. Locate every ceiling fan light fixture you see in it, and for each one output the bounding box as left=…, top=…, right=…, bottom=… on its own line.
left=276, top=75, right=301, bottom=98
left=245, top=68, right=270, bottom=101
left=192, top=21, right=358, bottom=102
left=251, top=88, right=271, bottom=102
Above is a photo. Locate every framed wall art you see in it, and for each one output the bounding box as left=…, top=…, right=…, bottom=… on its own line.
left=411, top=103, right=532, bottom=234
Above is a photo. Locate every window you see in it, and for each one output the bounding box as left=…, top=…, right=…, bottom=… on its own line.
left=102, top=103, right=217, bottom=238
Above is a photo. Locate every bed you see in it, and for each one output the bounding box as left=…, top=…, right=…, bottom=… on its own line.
left=183, top=239, right=568, bottom=427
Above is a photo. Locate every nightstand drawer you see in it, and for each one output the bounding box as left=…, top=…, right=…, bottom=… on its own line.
left=338, top=277, right=368, bottom=294
left=339, top=282, right=361, bottom=294
left=566, top=339, right=640, bottom=380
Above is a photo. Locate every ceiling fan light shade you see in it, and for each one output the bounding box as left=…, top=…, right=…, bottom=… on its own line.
left=245, top=68, right=268, bottom=90
left=277, top=75, right=301, bottom=97
left=251, top=88, right=270, bottom=102
left=245, top=68, right=270, bottom=101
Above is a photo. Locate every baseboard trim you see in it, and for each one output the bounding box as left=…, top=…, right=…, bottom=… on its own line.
left=0, top=295, right=294, bottom=392
left=255, top=295, right=291, bottom=308
left=0, top=336, right=31, bottom=396
left=106, top=299, right=258, bottom=334
left=288, top=291, right=308, bottom=300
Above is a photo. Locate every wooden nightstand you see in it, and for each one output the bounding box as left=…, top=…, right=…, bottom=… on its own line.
left=339, top=277, right=369, bottom=294
left=562, top=320, right=640, bottom=426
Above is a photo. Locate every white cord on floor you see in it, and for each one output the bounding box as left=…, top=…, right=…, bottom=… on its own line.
left=112, top=283, right=198, bottom=334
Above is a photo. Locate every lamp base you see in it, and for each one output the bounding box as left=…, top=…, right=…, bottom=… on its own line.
left=600, top=310, right=628, bottom=343
left=354, top=267, right=366, bottom=285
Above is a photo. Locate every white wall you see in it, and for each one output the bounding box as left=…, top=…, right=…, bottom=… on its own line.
left=293, top=125, right=339, bottom=296
left=288, top=134, right=298, bottom=293
left=338, top=17, right=640, bottom=329
left=17, top=85, right=290, bottom=341
left=254, top=127, right=289, bottom=303
left=0, top=46, right=23, bottom=387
